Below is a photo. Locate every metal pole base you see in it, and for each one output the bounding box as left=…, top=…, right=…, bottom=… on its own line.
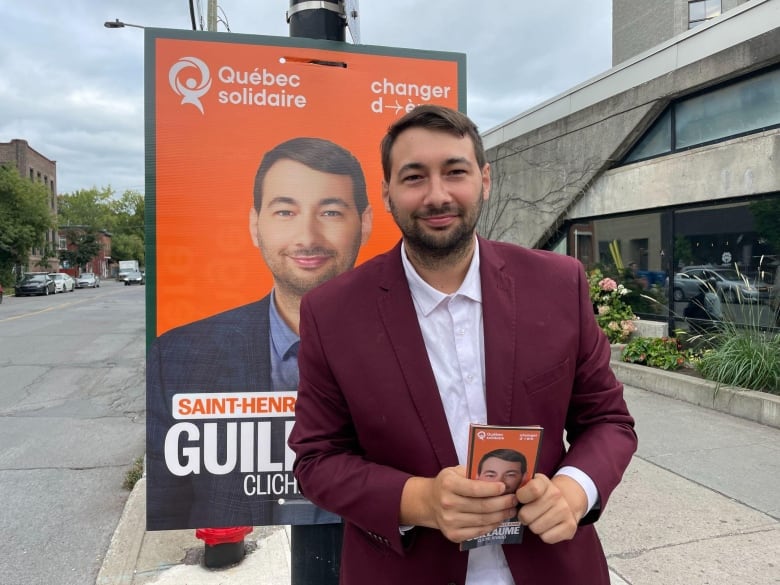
left=290, top=523, right=344, bottom=584
left=203, top=540, right=246, bottom=568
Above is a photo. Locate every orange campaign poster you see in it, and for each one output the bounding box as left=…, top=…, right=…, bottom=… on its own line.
left=144, top=28, right=464, bottom=531
left=461, top=424, right=544, bottom=550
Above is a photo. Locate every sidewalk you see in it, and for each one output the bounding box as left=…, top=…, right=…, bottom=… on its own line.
left=97, top=383, right=780, bottom=585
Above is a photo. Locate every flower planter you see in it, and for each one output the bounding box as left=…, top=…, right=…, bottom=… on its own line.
left=609, top=349, right=780, bottom=429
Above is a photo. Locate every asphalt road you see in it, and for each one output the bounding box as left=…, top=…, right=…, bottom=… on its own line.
left=0, top=280, right=147, bottom=585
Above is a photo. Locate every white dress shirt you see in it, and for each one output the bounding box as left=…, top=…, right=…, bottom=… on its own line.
left=400, top=239, right=597, bottom=585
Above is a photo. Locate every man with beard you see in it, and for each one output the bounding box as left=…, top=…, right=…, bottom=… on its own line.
left=290, top=105, right=637, bottom=584
left=146, top=137, right=372, bottom=530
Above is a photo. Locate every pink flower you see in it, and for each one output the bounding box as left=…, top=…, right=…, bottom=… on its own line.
left=598, top=278, right=617, bottom=292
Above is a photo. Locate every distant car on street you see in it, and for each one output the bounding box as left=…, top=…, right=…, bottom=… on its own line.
left=123, top=271, right=145, bottom=286
left=75, top=273, right=100, bottom=289
left=15, top=273, right=56, bottom=296
left=681, top=265, right=769, bottom=303
left=48, top=273, right=75, bottom=293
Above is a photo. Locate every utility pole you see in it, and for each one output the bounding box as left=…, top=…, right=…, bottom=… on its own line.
left=207, top=0, right=218, bottom=31
left=288, top=0, right=346, bottom=40
left=286, top=5, right=349, bottom=582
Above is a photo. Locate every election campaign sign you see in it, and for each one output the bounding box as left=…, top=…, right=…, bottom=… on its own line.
left=145, top=28, right=464, bottom=530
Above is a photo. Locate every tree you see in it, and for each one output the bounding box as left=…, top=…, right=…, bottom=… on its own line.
left=58, top=187, right=116, bottom=231
left=109, top=190, right=145, bottom=265
left=0, top=165, right=54, bottom=286
left=750, top=199, right=780, bottom=256
left=58, top=187, right=145, bottom=267
left=59, top=229, right=102, bottom=273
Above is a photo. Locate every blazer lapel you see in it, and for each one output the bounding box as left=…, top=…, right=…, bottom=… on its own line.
left=479, top=238, right=527, bottom=425
left=376, top=243, right=460, bottom=469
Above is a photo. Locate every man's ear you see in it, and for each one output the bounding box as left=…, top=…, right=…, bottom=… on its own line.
left=360, top=205, right=373, bottom=246
left=381, top=180, right=391, bottom=212
left=248, top=208, right=260, bottom=248
left=481, top=163, right=491, bottom=201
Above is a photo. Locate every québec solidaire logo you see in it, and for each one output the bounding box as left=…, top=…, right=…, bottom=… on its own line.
left=168, top=56, right=212, bottom=114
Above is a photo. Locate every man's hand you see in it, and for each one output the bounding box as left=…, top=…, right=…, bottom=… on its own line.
left=400, top=466, right=518, bottom=543
left=516, top=474, right=588, bottom=544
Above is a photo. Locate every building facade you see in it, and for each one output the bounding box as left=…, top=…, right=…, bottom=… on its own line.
left=481, top=0, right=779, bottom=333
left=0, top=138, right=59, bottom=273
left=612, top=0, right=751, bottom=65
left=58, top=227, right=112, bottom=279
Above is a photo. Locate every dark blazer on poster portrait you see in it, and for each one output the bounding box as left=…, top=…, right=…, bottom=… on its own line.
left=146, top=294, right=337, bottom=530
left=290, top=237, right=638, bottom=585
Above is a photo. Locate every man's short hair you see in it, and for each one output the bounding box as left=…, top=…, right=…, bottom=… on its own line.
left=379, top=104, right=486, bottom=182
left=253, top=137, right=368, bottom=214
left=477, top=448, right=527, bottom=476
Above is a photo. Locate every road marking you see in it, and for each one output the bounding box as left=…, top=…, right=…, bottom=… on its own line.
left=0, top=289, right=124, bottom=323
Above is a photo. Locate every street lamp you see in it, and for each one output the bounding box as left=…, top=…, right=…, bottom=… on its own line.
left=104, top=18, right=145, bottom=29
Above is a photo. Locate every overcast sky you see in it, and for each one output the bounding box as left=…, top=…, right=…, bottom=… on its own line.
left=0, top=1, right=612, bottom=195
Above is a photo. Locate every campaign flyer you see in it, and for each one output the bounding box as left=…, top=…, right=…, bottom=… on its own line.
left=460, top=424, right=544, bottom=551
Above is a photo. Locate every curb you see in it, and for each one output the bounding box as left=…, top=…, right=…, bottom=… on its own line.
left=96, top=476, right=147, bottom=585
left=610, top=359, right=780, bottom=429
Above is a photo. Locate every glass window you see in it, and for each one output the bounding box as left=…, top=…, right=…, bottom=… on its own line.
left=623, top=110, right=672, bottom=163
left=566, top=196, right=780, bottom=332
left=673, top=199, right=778, bottom=331
left=676, top=68, right=780, bottom=148
left=621, top=66, right=780, bottom=163
left=567, top=211, right=671, bottom=320
left=688, top=0, right=721, bottom=28
left=689, top=1, right=706, bottom=22
left=705, top=0, right=721, bottom=18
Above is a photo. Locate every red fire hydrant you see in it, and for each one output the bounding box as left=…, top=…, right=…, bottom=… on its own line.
left=195, top=526, right=253, bottom=568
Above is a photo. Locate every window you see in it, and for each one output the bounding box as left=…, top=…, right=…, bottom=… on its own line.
left=566, top=196, right=780, bottom=332
left=688, top=0, right=721, bottom=29
left=621, top=66, right=780, bottom=164
left=623, top=110, right=672, bottom=163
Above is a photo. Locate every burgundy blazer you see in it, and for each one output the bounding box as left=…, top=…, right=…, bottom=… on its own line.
left=290, top=237, right=637, bottom=585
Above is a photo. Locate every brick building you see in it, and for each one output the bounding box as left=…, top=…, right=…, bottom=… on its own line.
left=58, top=227, right=112, bottom=279
left=0, top=138, right=59, bottom=273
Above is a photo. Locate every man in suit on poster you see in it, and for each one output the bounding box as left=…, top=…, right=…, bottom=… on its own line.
left=146, top=137, right=372, bottom=530
left=290, top=105, right=637, bottom=584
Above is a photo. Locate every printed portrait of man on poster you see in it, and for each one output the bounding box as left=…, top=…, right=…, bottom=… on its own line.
left=144, top=29, right=464, bottom=531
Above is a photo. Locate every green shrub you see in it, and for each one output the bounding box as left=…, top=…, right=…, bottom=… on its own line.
left=696, top=333, right=780, bottom=394
left=622, top=336, right=689, bottom=371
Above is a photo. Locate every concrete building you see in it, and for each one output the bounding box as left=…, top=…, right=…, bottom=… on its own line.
left=480, top=0, right=779, bottom=333
left=0, top=138, right=59, bottom=272
left=612, top=0, right=751, bottom=65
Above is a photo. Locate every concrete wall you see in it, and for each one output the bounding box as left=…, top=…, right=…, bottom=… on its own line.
left=613, top=0, right=675, bottom=66
left=569, top=130, right=780, bottom=219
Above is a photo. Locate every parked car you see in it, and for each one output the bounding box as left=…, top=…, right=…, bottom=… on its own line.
left=15, top=273, right=56, bottom=296
left=48, top=273, right=75, bottom=293
left=681, top=266, right=769, bottom=303
left=123, top=271, right=145, bottom=286
left=0, top=283, right=3, bottom=303
left=75, top=273, right=100, bottom=288
left=672, top=272, right=706, bottom=302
